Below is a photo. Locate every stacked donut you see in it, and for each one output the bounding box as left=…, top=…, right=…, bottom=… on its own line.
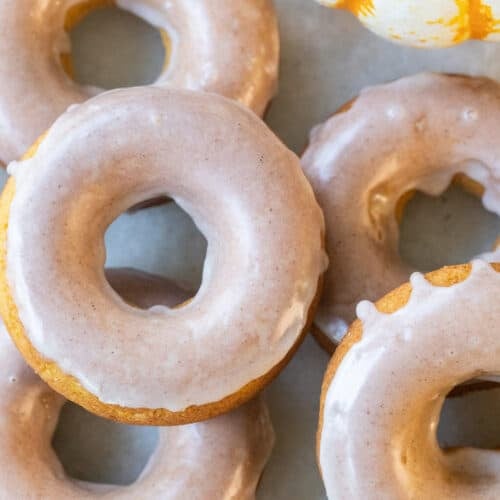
left=0, top=0, right=499, bottom=499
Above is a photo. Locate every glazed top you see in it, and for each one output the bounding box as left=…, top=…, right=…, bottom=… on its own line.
left=318, top=0, right=500, bottom=47
left=319, top=260, right=500, bottom=499
left=0, top=0, right=279, bottom=164
left=0, top=268, right=274, bottom=499
left=6, top=87, right=327, bottom=411
left=302, top=73, right=500, bottom=344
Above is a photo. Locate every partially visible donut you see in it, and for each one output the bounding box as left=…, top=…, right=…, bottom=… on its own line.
left=317, top=0, right=500, bottom=48
left=0, top=268, right=274, bottom=499
left=302, top=73, right=500, bottom=349
left=0, top=0, right=279, bottom=164
left=318, top=261, right=500, bottom=499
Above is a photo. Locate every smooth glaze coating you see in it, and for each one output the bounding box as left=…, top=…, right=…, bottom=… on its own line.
left=318, top=261, right=500, bottom=499
left=302, top=73, right=500, bottom=346
left=0, top=268, right=274, bottom=499
left=0, top=0, right=279, bottom=165
left=318, top=0, right=500, bottom=47
left=4, top=87, right=327, bottom=420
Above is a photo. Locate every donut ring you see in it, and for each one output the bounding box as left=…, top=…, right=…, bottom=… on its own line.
left=0, top=0, right=279, bottom=165
left=318, top=261, right=500, bottom=499
left=301, top=73, right=500, bottom=349
left=0, top=268, right=274, bottom=498
left=0, top=87, right=327, bottom=425
left=317, top=0, right=500, bottom=47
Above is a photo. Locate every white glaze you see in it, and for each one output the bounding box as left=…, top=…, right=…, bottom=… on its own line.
left=6, top=87, right=327, bottom=411
left=319, top=260, right=500, bottom=499
left=0, top=0, right=279, bottom=164
left=0, top=268, right=274, bottom=499
left=302, top=73, right=500, bottom=345
left=318, top=0, right=500, bottom=48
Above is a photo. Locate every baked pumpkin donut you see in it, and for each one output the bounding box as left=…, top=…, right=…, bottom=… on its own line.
left=0, top=268, right=274, bottom=499
left=318, top=260, right=500, bottom=499
left=0, top=87, right=327, bottom=425
left=302, top=73, right=500, bottom=349
left=317, top=0, right=500, bottom=47
left=0, top=0, right=279, bottom=165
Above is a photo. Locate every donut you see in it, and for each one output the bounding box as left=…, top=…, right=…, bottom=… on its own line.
left=0, top=0, right=279, bottom=165
left=0, top=87, right=327, bottom=425
left=317, top=0, right=500, bottom=47
left=301, top=73, right=500, bottom=349
left=318, top=260, right=500, bottom=499
left=0, top=268, right=274, bottom=499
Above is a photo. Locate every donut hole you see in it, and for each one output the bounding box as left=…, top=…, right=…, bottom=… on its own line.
left=437, top=379, right=500, bottom=450
left=52, top=401, right=159, bottom=486
left=104, top=201, right=207, bottom=307
left=61, top=2, right=169, bottom=89
left=398, top=176, right=500, bottom=272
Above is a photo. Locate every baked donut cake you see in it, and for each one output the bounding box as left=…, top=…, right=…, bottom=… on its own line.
left=0, top=87, right=327, bottom=425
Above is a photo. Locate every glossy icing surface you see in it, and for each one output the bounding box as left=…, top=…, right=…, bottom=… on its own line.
left=302, top=73, right=500, bottom=344
left=317, top=0, right=500, bottom=47
left=0, top=268, right=274, bottom=499
left=6, top=87, right=327, bottom=411
left=319, top=261, right=500, bottom=499
left=0, top=0, right=278, bottom=164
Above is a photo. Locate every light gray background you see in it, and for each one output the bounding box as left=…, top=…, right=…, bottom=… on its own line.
left=4, top=2, right=498, bottom=498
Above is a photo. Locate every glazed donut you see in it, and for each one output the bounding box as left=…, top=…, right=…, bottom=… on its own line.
left=317, top=0, right=500, bottom=47
left=0, top=87, right=327, bottom=425
left=318, top=261, right=500, bottom=499
left=0, top=268, right=274, bottom=499
left=301, top=73, right=500, bottom=348
left=0, top=0, right=279, bottom=165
